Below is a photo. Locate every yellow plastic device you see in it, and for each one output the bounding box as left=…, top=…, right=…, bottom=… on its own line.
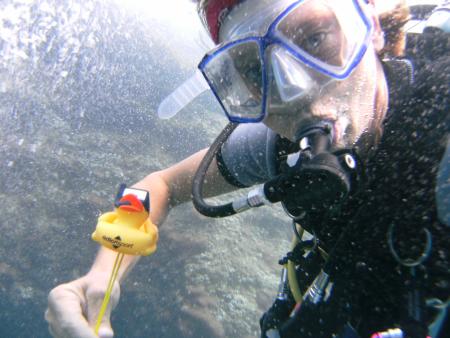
left=92, top=206, right=158, bottom=256
left=91, top=184, right=158, bottom=335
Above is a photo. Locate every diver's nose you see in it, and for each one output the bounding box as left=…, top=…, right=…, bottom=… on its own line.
left=270, top=47, right=314, bottom=102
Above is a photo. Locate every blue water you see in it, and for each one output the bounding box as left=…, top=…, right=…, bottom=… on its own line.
left=0, top=1, right=291, bottom=337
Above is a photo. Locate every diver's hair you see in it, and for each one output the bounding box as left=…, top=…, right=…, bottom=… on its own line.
left=377, top=0, right=410, bottom=57
left=196, top=0, right=411, bottom=57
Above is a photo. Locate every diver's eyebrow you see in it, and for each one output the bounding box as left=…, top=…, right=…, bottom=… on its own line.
left=279, top=11, right=337, bottom=37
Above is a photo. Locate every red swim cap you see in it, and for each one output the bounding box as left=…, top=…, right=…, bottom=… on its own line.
left=201, top=0, right=241, bottom=43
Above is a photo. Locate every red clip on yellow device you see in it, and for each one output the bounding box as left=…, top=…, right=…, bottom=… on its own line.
left=91, top=184, right=158, bottom=335
left=92, top=184, right=158, bottom=256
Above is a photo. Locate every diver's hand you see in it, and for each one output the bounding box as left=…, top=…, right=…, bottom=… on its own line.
left=45, top=274, right=120, bottom=338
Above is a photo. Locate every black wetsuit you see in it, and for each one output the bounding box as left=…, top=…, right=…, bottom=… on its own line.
left=272, top=31, right=450, bottom=338
left=215, top=28, right=449, bottom=337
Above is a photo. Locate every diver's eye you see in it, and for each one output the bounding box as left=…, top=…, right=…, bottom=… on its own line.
left=241, top=97, right=259, bottom=108
left=305, top=32, right=326, bottom=51
left=243, top=64, right=262, bottom=87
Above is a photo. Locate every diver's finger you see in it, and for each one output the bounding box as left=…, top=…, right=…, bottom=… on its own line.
left=47, top=283, right=98, bottom=338
left=44, top=308, right=52, bottom=324
left=48, top=314, right=99, bottom=338
left=47, top=308, right=98, bottom=338
left=47, top=323, right=55, bottom=337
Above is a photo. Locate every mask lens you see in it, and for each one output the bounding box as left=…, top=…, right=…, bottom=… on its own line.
left=275, top=0, right=369, bottom=75
left=202, top=40, right=264, bottom=121
left=269, top=46, right=317, bottom=103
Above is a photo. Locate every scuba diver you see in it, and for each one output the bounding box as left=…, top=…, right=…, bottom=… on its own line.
left=45, top=0, right=449, bottom=337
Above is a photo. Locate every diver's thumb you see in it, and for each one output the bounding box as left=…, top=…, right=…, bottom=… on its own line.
left=96, top=324, right=114, bottom=338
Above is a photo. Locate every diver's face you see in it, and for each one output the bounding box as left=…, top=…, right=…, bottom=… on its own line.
left=264, top=45, right=379, bottom=147
left=220, top=0, right=382, bottom=147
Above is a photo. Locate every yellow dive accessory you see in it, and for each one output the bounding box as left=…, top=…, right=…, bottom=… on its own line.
left=91, top=184, right=159, bottom=336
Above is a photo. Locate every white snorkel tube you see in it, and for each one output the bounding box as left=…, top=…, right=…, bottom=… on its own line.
left=157, top=69, right=210, bottom=119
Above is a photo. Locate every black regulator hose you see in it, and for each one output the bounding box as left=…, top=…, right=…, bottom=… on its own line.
left=192, top=122, right=239, bottom=218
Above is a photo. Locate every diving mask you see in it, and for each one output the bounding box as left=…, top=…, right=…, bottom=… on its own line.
left=158, top=0, right=373, bottom=123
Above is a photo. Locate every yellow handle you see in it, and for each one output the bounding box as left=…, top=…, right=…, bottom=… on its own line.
left=94, top=252, right=124, bottom=336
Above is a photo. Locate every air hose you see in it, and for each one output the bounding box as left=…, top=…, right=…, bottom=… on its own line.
left=192, top=122, right=240, bottom=217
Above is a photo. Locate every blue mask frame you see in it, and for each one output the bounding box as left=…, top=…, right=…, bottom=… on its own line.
left=198, top=0, right=373, bottom=123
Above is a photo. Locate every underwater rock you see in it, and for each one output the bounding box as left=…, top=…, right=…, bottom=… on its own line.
left=0, top=0, right=292, bottom=337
